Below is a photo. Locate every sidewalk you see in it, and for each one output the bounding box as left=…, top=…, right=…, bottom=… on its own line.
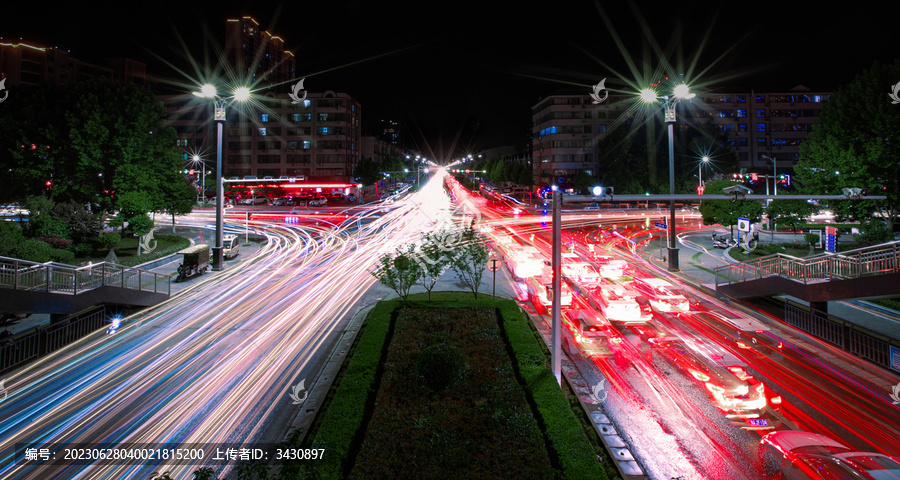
left=638, top=227, right=900, bottom=342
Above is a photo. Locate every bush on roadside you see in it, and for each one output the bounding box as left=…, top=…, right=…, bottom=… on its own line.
left=15, top=239, right=52, bottom=263
left=50, top=248, right=75, bottom=264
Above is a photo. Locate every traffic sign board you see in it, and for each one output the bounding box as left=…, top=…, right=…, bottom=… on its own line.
left=655, top=222, right=667, bottom=230
left=738, top=218, right=750, bottom=232
left=487, top=256, right=501, bottom=272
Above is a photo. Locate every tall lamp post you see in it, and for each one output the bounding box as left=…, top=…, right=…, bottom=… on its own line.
left=699, top=155, right=709, bottom=189
left=192, top=155, right=207, bottom=204
left=762, top=155, right=777, bottom=197
left=193, top=84, right=251, bottom=271
left=641, top=82, right=695, bottom=271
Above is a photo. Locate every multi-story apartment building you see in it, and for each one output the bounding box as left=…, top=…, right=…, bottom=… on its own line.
left=225, top=16, right=296, bottom=91
left=164, top=91, right=361, bottom=181
left=531, top=85, right=831, bottom=187
left=361, top=135, right=402, bottom=164
left=0, top=39, right=147, bottom=87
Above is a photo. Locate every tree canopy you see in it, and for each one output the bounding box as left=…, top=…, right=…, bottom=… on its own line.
left=795, top=59, right=900, bottom=230
left=0, top=78, right=192, bottom=214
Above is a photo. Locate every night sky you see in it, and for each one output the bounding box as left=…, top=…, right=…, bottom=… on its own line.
left=2, top=1, right=896, bottom=161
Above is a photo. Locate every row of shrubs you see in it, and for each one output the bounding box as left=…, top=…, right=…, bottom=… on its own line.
left=496, top=300, right=609, bottom=479
left=305, top=294, right=609, bottom=480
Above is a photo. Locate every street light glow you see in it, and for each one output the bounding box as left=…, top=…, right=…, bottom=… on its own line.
left=640, top=88, right=658, bottom=103
left=193, top=84, right=217, bottom=98
left=673, top=83, right=695, bottom=99
left=233, top=87, right=251, bottom=102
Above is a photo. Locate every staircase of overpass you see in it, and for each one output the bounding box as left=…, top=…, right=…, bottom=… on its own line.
left=0, top=256, right=170, bottom=315
left=714, top=241, right=900, bottom=303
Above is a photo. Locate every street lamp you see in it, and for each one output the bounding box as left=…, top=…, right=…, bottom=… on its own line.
left=761, top=155, right=777, bottom=196
left=191, top=154, right=208, bottom=204
left=193, top=83, right=251, bottom=271
left=699, top=155, right=709, bottom=188
left=641, top=81, right=695, bottom=271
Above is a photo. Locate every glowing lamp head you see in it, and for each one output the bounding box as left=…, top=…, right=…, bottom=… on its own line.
left=640, top=88, right=658, bottom=103
left=233, top=87, right=251, bottom=102
left=193, top=155, right=200, bottom=162
left=673, top=84, right=695, bottom=99
left=194, top=84, right=217, bottom=98
left=592, top=186, right=603, bottom=196
left=702, top=156, right=710, bottom=162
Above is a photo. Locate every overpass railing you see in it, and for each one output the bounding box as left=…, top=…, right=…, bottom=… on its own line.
left=715, top=241, right=900, bottom=287
left=0, top=257, right=170, bottom=296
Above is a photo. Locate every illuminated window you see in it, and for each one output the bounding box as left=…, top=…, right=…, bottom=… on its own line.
left=736, top=109, right=747, bottom=118
left=318, top=113, right=329, bottom=122
left=258, top=128, right=267, bottom=136
left=259, top=113, right=269, bottom=122
left=738, top=123, right=747, bottom=131
left=756, top=124, right=766, bottom=132
left=757, top=109, right=766, bottom=117
left=302, top=141, right=311, bottom=149
left=318, top=127, right=330, bottom=135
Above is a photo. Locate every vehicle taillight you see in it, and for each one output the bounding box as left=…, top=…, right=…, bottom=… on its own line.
left=706, top=383, right=726, bottom=395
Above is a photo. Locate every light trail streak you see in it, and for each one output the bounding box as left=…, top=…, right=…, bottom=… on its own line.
left=0, top=173, right=466, bottom=479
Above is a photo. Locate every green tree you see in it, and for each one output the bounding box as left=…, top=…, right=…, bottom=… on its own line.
left=414, top=231, right=453, bottom=300
left=450, top=226, right=489, bottom=300
left=0, top=79, right=183, bottom=212
left=699, top=179, right=764, bottom=237
left=51, top=201, right=102, bottom=242
left=371, top=244, right=421, bottom=300
left=765, top=199, right=817, bottom=234
left=159, top=180, right=197, bottom=233
left=354, top=156, right=382, bottom=186
left=795, top=60, right=900, bottom=231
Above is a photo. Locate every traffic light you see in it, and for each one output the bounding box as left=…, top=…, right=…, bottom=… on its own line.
left=750, top=173, right=758, bottom=184
left=696, top=185, right=705, bottom=195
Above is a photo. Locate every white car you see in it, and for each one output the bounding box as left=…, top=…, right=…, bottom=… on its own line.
left=308, top=197, right=328, bottom=207
left=597, top=259, right=627, bottom=279
left=629, top=278, right=689, bottom=312
left=593, top=284, right=652, bottom=323
left=562, top=262, right=602, bottom=286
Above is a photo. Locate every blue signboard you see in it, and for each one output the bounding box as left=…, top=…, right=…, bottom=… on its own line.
left=891, top=345, right=900, bottom=373
left=655, top=222, right=667, bottom=230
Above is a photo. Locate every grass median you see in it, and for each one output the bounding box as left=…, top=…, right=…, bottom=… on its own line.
left=299, top=292, right=610, bottom=480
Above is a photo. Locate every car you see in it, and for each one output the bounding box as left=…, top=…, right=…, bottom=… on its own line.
left=759, top=430, right=900, bottom=479
left=652, top=338, right=767, bottom=413
left=597, top=259, right=628, bottom=279
left=243, top=175, right=258, bottom=180
left=262, top=175, right=274, bottom=180
left=592, top=284, right=652, bottom=323
left=584, top=203, right=600, bottom=210
left=308, top=197, right=328, bottom=207
left=562, top=309, right=613, bottom=357
left=561, top=261, right=602, bottom=287
left=629, top=277, right=689, bottom=312
left=528, top=276, right=573, bottom=312
left=222, top=234, right=240, bottom=259
left=272, top=197, right=295, bottom=206
left=240, top=196, right=268, bottom=205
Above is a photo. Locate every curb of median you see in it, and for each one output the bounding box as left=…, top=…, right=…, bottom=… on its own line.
left=283, top=301, right=378, bottom=444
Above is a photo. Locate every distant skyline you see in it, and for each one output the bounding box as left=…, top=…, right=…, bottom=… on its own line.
left=2, top=1, right=896, bottom=162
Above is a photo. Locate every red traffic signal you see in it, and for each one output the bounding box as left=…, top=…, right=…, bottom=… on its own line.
left=696, top=185, right=705, bottom=195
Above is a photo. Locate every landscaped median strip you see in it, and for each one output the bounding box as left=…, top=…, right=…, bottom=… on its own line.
left=301, top=293, right=609, bottom=480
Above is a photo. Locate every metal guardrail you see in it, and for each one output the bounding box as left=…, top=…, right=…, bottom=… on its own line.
left=1, top=306, right=107, bottom=372
left=715, top=241, right=900, bottom=287
left=0, top=257, right=170, bottom=297
left=784, top=301, right=897, bottom=372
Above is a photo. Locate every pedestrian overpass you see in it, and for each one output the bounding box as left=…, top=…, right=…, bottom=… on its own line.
left=714, top=241, right=900, bottom=307
left=0, top=257, right=170, bottom=316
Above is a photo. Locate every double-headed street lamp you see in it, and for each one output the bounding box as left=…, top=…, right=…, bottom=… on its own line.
left=640, top=81, right=695, bottom=271
left=193, top=84, right=251, bottom=271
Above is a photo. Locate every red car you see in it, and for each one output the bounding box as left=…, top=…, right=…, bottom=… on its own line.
left=759, top=430, right=900, bottom=479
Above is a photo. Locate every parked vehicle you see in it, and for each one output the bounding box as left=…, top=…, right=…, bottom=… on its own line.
left=240, top=196, right=268, bottom=205
left=308, top=197, right=328, bottom=207
left=176, top=244, right=210, bottom=282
